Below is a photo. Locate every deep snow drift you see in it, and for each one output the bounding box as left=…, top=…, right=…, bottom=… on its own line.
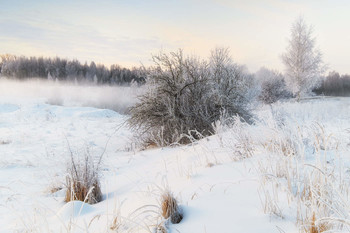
left=0, top=81, right=349, bottom=233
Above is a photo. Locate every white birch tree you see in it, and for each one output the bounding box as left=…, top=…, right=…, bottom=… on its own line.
left=282, top=17, right=325, bottom=100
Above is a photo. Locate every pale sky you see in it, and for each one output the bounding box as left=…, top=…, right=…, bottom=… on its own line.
left=0, top=0, right=349, bottom=73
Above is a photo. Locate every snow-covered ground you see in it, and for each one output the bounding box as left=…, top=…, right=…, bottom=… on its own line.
left=1, top=81, right=350, bottom=232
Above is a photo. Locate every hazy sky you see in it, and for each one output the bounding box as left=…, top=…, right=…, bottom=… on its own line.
left=0, top=0, right=349, bottom=73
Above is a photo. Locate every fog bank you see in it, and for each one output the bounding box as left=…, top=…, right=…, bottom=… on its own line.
left=0, top=78, right=145, bottom=114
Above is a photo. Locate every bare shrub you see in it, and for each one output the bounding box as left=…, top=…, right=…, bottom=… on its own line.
left=129, top=48, right=253, bottom=146
left=65, top=146, right=103, bottom=204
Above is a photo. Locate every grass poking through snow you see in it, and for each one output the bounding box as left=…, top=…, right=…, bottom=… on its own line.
left=65, top=145, right=103, bottom=204
left=160, top=190, right=183, bottom=224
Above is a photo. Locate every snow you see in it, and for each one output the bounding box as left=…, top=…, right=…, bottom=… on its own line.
left=0, top=81, right=349, bottom=232
left=0, top=104, right=19, bottom=113
left=56, top=201, right=98, bottom=220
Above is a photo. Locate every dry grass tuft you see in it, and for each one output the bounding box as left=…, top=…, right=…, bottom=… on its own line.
left=309, top=213, right=319, bottom=233
left=308, top=213, right=330, bottom=233
left=161, top=191, right=183, bottom=224
left=65, top=144, right=103, bottom=204
left=49, top=186, right=63, bottom=194
left=206, top=162, right=215, bottom=168
left=0, top=140, right=11, bottom=145
left=65, top=179, right=102, bottom=204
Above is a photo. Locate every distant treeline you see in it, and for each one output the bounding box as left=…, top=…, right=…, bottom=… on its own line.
left=0, top=54, right=145, bottom=85
left=313, top=71, right=350, bottom=96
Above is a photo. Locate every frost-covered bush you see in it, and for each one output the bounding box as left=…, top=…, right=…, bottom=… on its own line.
left=209, top=48, right=255, bottom=120
left=128, top=48, right=254, bottom=146
left=256, top=68, right=291, bottom=104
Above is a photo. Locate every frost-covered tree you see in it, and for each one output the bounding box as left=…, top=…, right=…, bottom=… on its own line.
left=282, top=17, right=325, bottom=100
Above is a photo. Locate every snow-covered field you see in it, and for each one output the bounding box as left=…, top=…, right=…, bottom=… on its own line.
left=1, top=80, right=350, bottom=232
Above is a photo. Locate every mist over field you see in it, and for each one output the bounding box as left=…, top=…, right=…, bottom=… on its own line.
left=0, top=78, right=145, bottom=114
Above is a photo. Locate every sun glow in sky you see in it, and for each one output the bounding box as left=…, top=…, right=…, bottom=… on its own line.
left=0, top=0, right=349, bottom=73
